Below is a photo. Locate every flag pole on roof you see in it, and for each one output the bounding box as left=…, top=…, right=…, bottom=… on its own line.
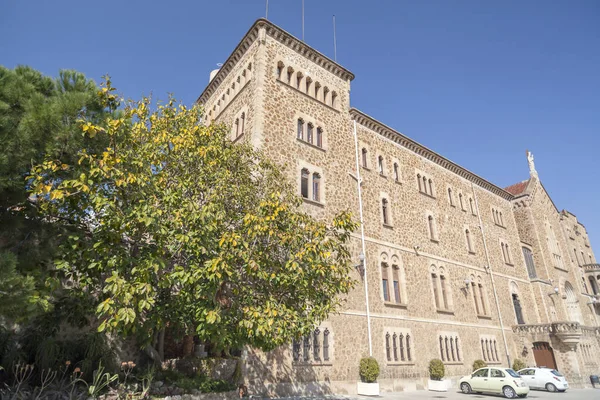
left=333, top=15, right=337, bottom=62
left=265, top=0, right=269, bottom=19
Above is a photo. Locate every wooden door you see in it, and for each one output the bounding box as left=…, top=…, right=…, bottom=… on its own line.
left=532, top=342, right=557, bottom=370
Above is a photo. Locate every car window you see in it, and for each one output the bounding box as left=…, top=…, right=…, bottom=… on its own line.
left=473, top=368, right=488, bottom=378
left=550, top=370, right=563, bottom=377
left=519, top=369, right=532, bottom=376
left=491, top=369, right=506, bottom=378
left=506, top=369, right=521, bottom=378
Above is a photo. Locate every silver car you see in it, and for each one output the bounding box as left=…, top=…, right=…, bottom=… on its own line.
left=517, top=367, right=569, bottom=392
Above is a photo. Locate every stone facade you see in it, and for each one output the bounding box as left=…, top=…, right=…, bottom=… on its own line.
left=196, top=19, right=600, bottom=396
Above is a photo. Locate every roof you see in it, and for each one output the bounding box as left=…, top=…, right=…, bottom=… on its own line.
left=196, top=18, right=354, bottom=105
left=350, top=108, right=516, bottom=201
left=504, top=179, right=530, bottom=196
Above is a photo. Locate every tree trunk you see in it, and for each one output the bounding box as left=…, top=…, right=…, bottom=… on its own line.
left=158, top=328, right=165, bottom=361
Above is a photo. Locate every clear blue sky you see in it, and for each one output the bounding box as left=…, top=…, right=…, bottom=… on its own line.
left=2, top=1, right=599, bottom=252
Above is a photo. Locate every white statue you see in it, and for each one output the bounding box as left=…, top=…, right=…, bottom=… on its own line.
left=526, top=150, right=537, bottom=175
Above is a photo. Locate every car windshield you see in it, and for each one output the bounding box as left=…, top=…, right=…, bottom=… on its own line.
left=506, top=369, right=521, bottom=378
left=550, top=370, right=563, bottom=377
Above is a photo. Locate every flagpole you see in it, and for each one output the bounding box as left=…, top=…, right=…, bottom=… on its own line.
left=333, top=15, right=337, bottom=62
left=302, top=0, right=305, bottom=41
left=265, top=0, right=269, bottom=19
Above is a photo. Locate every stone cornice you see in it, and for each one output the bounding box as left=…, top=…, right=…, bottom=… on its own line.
left=350, top=108, right=515, bottom=201
left=197, top=18, right=354, bottom=105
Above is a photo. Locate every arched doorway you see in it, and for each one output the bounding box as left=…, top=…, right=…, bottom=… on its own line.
left=532, top=342, right=557, bottom=369
left=564, top=282, right=582, bottom=323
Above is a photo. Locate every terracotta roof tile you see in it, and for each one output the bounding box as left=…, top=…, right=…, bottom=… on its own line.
left=504, top=179, right=529, bottom=196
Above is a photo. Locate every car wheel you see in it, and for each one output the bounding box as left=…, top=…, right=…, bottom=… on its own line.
left=460, top=382, right=472, bottom=394
left=503, top=385, right=517, bottom=399
left=546, top=383, right=557, bottom=392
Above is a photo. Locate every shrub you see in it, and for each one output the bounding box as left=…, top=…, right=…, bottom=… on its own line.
left=472, top=359, right=487, bottom=371
left=512, top=359, right=526, bottom=372
left=429, top=359, right=445, bottom=381
left=359, top=357, right=379, bottom=383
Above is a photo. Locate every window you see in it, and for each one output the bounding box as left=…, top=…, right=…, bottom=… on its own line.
left=296, top=72, right=303, bottom=89
left=439, top=335, right=461, bottom=362
left=292, top=327, right=331, bottom=363
left=459, top=193, right=465, bottom=210
left=316, top=127, right=323, bottom=148
left=286, top=67, right=294, bottom=84
left=234, top=118, right=239, bottom=137
left=501, top=242, right=512, bottom=264
left=392, top=266, right=401, bottom=303
left=466, top=229, right=474, bottom=253
left=300, top=169, right=309, bottom=198
left=240, top=112, right=245, bottom=135
left=490, top=369, right=505, bottom=378
left=381, top=263, right=390, bottom=301
left=386, top=331, right=412, bottom=363
left=378, top=156, right=384, bottom=175
left=331, top=91, right=338, bottom=108
left=469, top=198, right=476, bottom=215
left=297, top=119, right=304, bottom=140
left=522, top=247, right=536, bottom=278
left=306, top=123, right=313, bottom=144
left=393, top=163, right=399, bottom=182
left=431, top=266, right=451, bottom=311
left=417, top=173, right=434, bottom=196
left=382, top=199, right=390, bottom=225
left=472, top=368, right=488, bottom=378
left=471, top=279, right=488, bottom=316
left=305, top=77, right=313, bottom=95
left=448, top=188, right=454, bottom=206
left=312, top=173, right=321, bottom=202
left=428, top=179, right=434, bottom=196
left=361, top=148, right=368, bottom=168
left=276, top=62, right=284, bottom=79
left=428, top=215, right=438, bottom=241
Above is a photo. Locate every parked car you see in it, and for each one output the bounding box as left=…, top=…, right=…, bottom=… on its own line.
left=459, top=367, right=530, bottom=398
left=517, top=367, right=569, bottom=392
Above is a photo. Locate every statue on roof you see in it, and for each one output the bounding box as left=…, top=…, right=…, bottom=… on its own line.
left=526, top=149, right=537, bottom=176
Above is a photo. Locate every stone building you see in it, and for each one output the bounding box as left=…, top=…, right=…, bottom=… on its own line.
left=196, top=19, right=600, bottom=395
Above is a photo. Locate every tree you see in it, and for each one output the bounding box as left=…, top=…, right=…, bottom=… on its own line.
left=29, top=79, right=357, bottom=360
left=0, top=66, right=107, bottom=324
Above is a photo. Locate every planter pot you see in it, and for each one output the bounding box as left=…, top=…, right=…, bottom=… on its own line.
left=428, top=379, right=448, bottom=392
left=357, top=381, right=380, bottom=396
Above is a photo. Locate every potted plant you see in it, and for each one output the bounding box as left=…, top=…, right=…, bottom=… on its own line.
left=512, top=359, right=526, bottom=372
left=472, top=359, right=487, bottom=371
left=357, top=357, right=380, bottom=396
left=428, top=359, right=447, bottom=392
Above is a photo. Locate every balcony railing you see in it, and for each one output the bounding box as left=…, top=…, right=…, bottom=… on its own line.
left=512, top=321, right=599, bottom=350
left=583, top=263, right=600, bottom=273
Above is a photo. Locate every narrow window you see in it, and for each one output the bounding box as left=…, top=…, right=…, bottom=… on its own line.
left=428, top=215, right=436, bottom=240
left=417, top=174, right=422, bottom=192
left=378, top=156, right=384, bottom=174
left=478, top=284, right=487, bottom=315
left=316, top=127, right=323, bottom=148
left=423, top=176, right=428, bottom=194
left=432, top=273, right=440, bottom=308
left=323, top=87, right=330, bottom=105
left=392, top=266, right=401, bottom=303
left=466, top=229, right=473, bottom=253
left=493, top=340, right=499, bottom=361
left=393, top=163, right=399, bottom=182
left=448, top=188, right=454, bottom=206
left=307, top=123, right=313, bottom=144
left=445, top=337, right=450, bottom=361
left=450, top=337, right=456, bottom=361
left=428, top=179, right=434, bottom=196
left=312, top=173, right=321, bottom=202
left=382, top=263, right=390, bottom=301
left=440, top=275, right=449, bottom=309
left=287, top=67, right=294, bottom=84
left=385, top=333, right=391, bottom=361
left=459, top=193, right=464, bottom=210
left=406, top=334, right=411, bottom=361
left=297, top=119, right=304, bottom=140
left=481, top=340, right=487, bottom=361
left=485, top=339, right=491, bottom=361
left=296, top=72, right=303, bottom=89
left=505, top=244, right=511, bottom=264
left=300, top=169, right=309, bottom=198
left=492, top=208, right=497, bottom=224
left=472, top=282, right=481, bottom=314
left=399, top=333, right=405, bottom=361
left=501, top=243, right=507, bottom=262
left=314, top=82, right=321, bottom=100
left=455, top=337, right=460, bottom=360
left=323, top=329, right=330, bottom=361
left=499, top=212, right=504, bottom=226
left=276, top=62, right=284, bottom=79
left=313, top=328, right=320, bottom=360
left=303, top=336, right=310, bottom=361
left=240, top=112, right=245, bottom=134
left=362, top=148, right=368, bottom=168
left=293, top=338, right=301, bottom=361
left=439, top=336, right=445, bottom=361
left=234, top=118, right=240, bottom=137
left=523, top=247, right=537, bottom=278
left=305, top=77, right=312, bottom=94
left=392, top=333, right=398, bottom=361
left=469, top=198, right=475, bottom=214
left=382, top=199, right=389, bottom=225
left=331, top=91, right=338, bottom=108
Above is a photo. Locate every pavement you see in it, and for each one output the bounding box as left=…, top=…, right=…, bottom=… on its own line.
left=260, top=388, right=600, bottom=400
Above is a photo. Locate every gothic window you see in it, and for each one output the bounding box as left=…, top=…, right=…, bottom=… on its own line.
left=316, top=127, right=323, bottom=148
left=362, top=148, right=368, bottom=168
left=445, top=337, right=450, bottom=361
left=466, top=229, right=474, bottom=253
left=522, top=247, right=537, bottom=278
left=450, top=337, right=456, bottom=361
left=307, top=123, right=313, bottom=144
left=469, top=198, right=476, bottom=215
left=381, top=263, right=390, bottom=301
left=459, top=193, right=464, bottom=210
left=305, top=77, right=313, bottom=95
left=292, top=338, right=301, bottom=361
left=492, top=208, right=497, bottom=224
left=417, top=174, right=422, bottom=192
left=313, top=328, right=320, bottom=361
left=441, top=336, right=462, bottom=362
left=499, top=212, right=504, bottom=226
left=323, top=329, right=330, bottom=361
left=399, top=333, right=405, bottom=361
left=392, top=265, right=401, bottom=303
left=297, top=118, right=304, bottom=140
left=386, top=333, right=391, bottom=361
left=392, top=333, right=398, bottom=361
left=300, top=169, right=309, bottom=198
left=331, top=91, right=338, bottom=108
left=276, top=62, right=284, bottom=80
left=423, top=176, right=428, bottom=194
left=286, top=67, right=294, bottom=85
left=455, top=337, right=461, bottom=361
left=493, top=340, right=499, bottom=361
left=293, top=327, right=331, bottom=363
left=439, top=336, right=445, bottom=361
left=440, top=275, right=449, bottom=310
left=428, top=215, right=437, bottom=241
left=312, top=173, right=321, bottom=202
left=314, top=82, right=321, bottom=100
left=303, top=336, right=310, bottom=361
left=296, top=72, right=303, bottom=89
left=378, top=156, right=384, bottom=174
left=382, top=198, right=390, bottom=225
left=481, top=339, right=487, bottom=361
left=393, top=163, right=399, bottom=182
left=505, top=243, right=512, bottom=264
left=448, top=188, right=454, bottom=206
left=323, top=87, right=330, bottom=106
left=428, top=179, right=434, bottom=196
left=432, top=273, right=440, bottom=309
left=478, top=283, right=487, bottom=315
left=431, top=268, right=451, bottom=311
left=472, top=282, right=481, bottom=315
left=406, top=334, right=412, bottom=361
left=234, top=118, right=239, bottom=137
left=240, top=112, right=245, bottom=135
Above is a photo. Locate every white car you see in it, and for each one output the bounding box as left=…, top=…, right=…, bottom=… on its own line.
left=517, top=367, right=569, bottom=392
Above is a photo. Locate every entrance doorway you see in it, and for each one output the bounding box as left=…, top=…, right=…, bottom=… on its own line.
left=532, top=342, right=557, bottom=370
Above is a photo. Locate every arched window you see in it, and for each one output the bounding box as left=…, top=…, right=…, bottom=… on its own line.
left=492, top=208, right=497, bottom=224
left=392, top=265, right=401, bottom=303
left=323, top=87, right=330, bottom=105
left=466, top=229, right=473, bottom=253
left=455, top=336, right=461, bottom=360
left=323, top=329, right=330, bottom=361
left=306, top=123, right=313, bottom=144
left=305, top=77, right=313, bottom=95
left=234, top=118, right=239, bottom=137
left=361, top=148, right=368, bottom=168
left=297, top=118, right=304, bottom=140
left=522, top=247, right=537, bottom=278
left=331, top=91, right=338, bottom=108
left=286, top=67, right=294, bottom=84
left=423, top=176, right=428, bottom=194
left=493, top=340, right=499, bottom=361
left=448, top=188, right=454, bottom=206
left=393, top=163, right=399, bottom=182
left=381, top=263, right=390, bottom=301
left=478, top=283, right=487, bottom=315
left=450, top=337, right=456, bottom=361
left=312, top=173, right=321, bottom=202
left=382, top=198, right=389, bottom=225
left=313, top=328, right=320, bottom=361
left=276, top=62, right=284, bottom=80
left=439, top=336, right=445, bottom=361
left=481, top=339, right=487, bottom=361
left=392, top=333, right=398, bottom=361
left=501, top=243, right=507, bottom=262
left=316, top=127, right=323, bottom=148
left=428, top=179, right=434, bottom=196
left=445, top=337, right=450, bottom=361
left=472, top=282, right=481, bottom=314
left=469, top=198, right=475, bottom=214
left=432, top=273, right=440, bottom=309
left=399, top=333, right=405, bottom=361
left=428, top=215, right=437, bottom=241
left=296, top=72, right=303, bottom=90
left=378, top=156, right=384, bottom=174
left=440, top=275, right=449, bottom=309
left=385, top=333, right=391, bottom=361
left=406, top=334, right=412, bottom=361
left=417, top=174, right=422, bottom=192
left=505, top=243, right=511, bottom=264
left=300, top=169, right=309, bottom=198
left=314, top=82, right=321, bottom=100
left=459, top=193, right=464, bottom=210
left=499, top=212, right=504, bottom=226
left=240, top=112, right=245, bottom=135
